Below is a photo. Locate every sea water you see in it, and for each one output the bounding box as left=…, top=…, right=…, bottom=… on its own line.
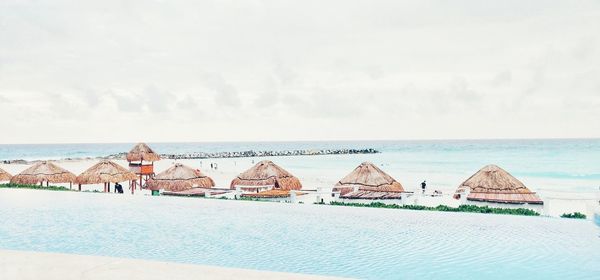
left=0, top=190, right=598, bottom=279
left=1, top=139, right=599, bottom=193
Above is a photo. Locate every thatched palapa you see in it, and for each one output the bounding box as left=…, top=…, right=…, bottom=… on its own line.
left=76, top=160, right=138, bottom=184
left=0, top=167, right=12, bottom=181
left=456, top=164, right=543, bottom=204
left=146, top=163, right=215, bottom=191
left=230, top=160, right=302, bottom=190
left=10, top=161, right=76, bottom=185
left=126, top=143, right=161, bottom=162
left=334, top=162, right=404, bottom=195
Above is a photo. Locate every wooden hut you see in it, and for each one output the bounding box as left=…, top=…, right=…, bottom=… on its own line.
left=146, top=163, right=215, bottom=193
left=76, top=160, right=138, bottom=193
left=10, top=161, right=76, bottom=187
left=0, top=167, right=13, bottom=182
left=455, top=164, right=543, bottom=206
left=230, top=160, right=302, bottom=192
left=126, top=143, right=160, bottom=188
left=334, top=162, right=405, bottom=196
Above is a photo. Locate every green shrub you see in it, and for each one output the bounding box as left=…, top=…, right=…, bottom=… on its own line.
left=0, top=183, right=73, bottom=191
left=328, top=201, right=539, bottom=216
left=560, top=212, right=586, bottom=219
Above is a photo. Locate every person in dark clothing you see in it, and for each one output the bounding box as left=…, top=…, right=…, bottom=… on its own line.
left=114, top=182, right=124, bottom=194
left=421, top=180, right=426, bottom=194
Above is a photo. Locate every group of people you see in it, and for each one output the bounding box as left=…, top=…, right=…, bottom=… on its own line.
left=420, top=180, right=442, bottom=195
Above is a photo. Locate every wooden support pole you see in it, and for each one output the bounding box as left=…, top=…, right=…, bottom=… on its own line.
left=108, top=182, right=111, bottom=193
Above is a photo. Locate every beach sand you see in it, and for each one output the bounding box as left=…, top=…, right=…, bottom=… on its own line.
left=0, top=249, right=347, bottom=280
left=1, top=157, right=598, bottom=218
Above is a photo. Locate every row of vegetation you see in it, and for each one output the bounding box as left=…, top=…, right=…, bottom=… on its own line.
left=0, top=183, right=73, bottom=191
left=326, top=201, right=541, bottom=216
left=1, top=184, right=589, bottom=219
left=560, top=212, right=587, bottom=219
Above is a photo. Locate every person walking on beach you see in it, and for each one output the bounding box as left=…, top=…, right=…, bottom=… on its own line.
left=421, top=180, right=426, bottom=194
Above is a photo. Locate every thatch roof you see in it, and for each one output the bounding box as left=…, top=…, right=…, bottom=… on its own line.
left=230, top=160, right=302, bottom=190
left=10, top=161, right=76, bottom=184
left=146, top=163, right=215, bottom=191
left=0, top=167, right=12, bottom=181
left=456, top=164, right=543, bottom=204
left=334, top=162, right=404, bottom=195
left=241, top=189, right=306, bottom=198
left=76, top=160, right=138, bottom=185
left=126, top=143, right=161, bottom=162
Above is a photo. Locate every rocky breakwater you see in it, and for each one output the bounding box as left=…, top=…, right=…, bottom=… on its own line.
left=161, top=148, right=379, bottom=159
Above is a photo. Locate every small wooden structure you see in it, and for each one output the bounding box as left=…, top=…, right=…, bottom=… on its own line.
left=334, top=162, right=405, bottom=196
left=0, top=167, right=13, bottom=182
left=10, top=161, right=76, bottom=188
left=146, top=163, right=215, bottom=195
left=455, top=164, right=543, bottom=205
left=126, top=143, right=161, bottom=189
left=76, top=160, right=138, bottom=193
left=230, top=160, right=302, bottom=192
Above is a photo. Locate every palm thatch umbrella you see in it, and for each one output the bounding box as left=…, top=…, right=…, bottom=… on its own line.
left=0, top=167, right=12, bottom=182
left=126, top=142, right=160, bottom=190
left=230, top=160, right=302, bottom=191
left=76, top=160, right=138, bottom=192
left=455, top=164, right=543, bottom=204
left=126, top=143, right=161, bottom=162
left=10, top=161, right=76, bottom=186
left=334, top=162, right=404, bottom=195
left=146, top=163, right=215, bottom=192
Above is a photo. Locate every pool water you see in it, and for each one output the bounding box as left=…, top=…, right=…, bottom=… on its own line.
left=0, top=189, right=598, bottom=279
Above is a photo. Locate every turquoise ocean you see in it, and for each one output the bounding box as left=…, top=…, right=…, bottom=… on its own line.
left=1, top=139, right=599, bottom=193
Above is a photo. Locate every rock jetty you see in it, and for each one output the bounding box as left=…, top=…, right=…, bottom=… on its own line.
left=1, top=148, right=379, bottom=164
left=160, top=148, right=379, bottom=159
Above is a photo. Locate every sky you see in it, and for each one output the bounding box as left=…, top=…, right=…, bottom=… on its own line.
left=0, top=0, right=599, bottom=144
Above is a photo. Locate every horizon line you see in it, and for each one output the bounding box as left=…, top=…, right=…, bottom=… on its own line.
left=0, top=136, right=599, bottom=146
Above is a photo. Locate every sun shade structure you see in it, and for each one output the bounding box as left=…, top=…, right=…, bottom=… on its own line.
left=76, top=160, right=138, bottom=192
left=10, top=161, right=76, bottom=185
left=230, top=160, right=302, bottom=190
left=146, top=163, right=215, bottom=192
left=126, top=143, right=160, bottom=191
left=0, top=167, right=13, bottom=181
left=334, top=162, right=404, bottom=195
left=455, top=164, right=543, bottom=204
left=126, top=143, right=161, bottom=162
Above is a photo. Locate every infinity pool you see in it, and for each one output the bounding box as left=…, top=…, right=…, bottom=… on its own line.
left=0, top=189, right=598, bottom=279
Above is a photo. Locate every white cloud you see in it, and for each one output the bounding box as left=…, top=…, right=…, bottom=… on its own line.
left=0, top=0, right=599, bottom=143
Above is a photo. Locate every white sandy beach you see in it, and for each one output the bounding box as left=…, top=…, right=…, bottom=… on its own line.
left=0, top=249, right=347, bottom=280
left=1, top=157, right=599, bottom=218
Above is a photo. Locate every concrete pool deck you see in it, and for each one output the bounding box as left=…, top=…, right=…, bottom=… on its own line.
left=0, top=250, right=348, bottom=280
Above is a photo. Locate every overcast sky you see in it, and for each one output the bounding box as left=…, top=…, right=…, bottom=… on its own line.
left=0, top=0, right=599, bottom=144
